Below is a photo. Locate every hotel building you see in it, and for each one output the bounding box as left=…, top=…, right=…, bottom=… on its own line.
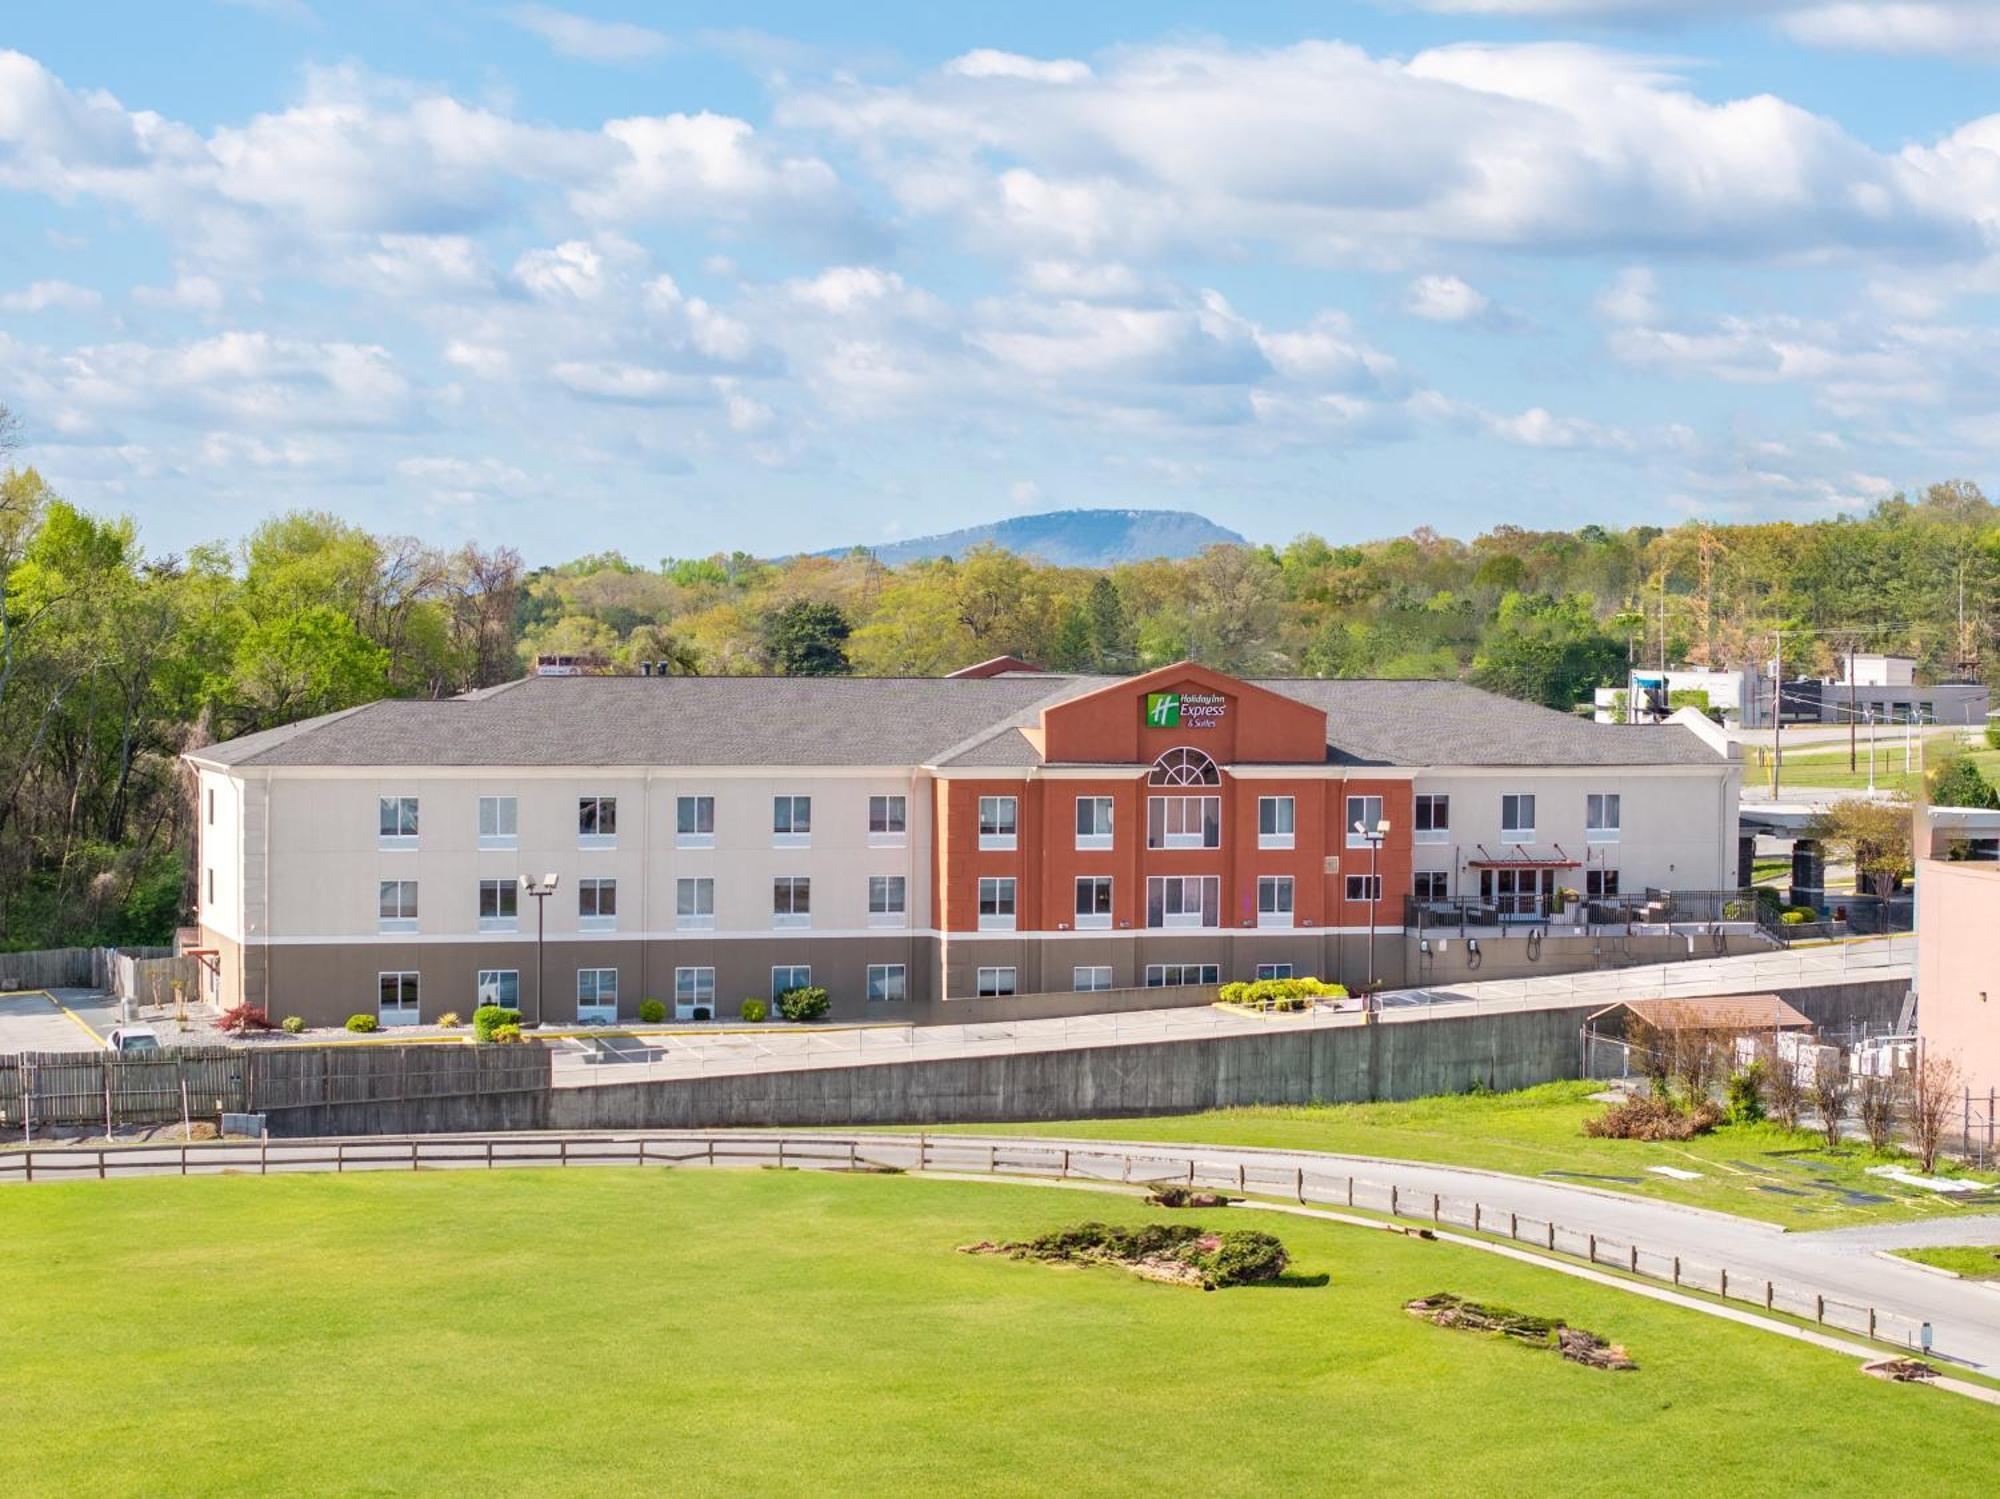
left=185, top=661, right=1742, bottom=1027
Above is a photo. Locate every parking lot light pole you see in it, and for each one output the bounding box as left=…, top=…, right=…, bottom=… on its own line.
left=519, top=874, right=559, bottom=1027
left=1354, top=819, right=1390, bottom=994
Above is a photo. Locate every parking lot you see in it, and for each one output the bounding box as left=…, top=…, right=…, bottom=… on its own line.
left=0, top=990, right=118, bottom=1052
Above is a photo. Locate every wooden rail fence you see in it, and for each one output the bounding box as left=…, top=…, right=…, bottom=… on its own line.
left=0, top=1129, right=1929, bottom=1353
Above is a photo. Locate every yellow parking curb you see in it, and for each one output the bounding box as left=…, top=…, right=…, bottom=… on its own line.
left=42, top=990, right=106, bottom=1046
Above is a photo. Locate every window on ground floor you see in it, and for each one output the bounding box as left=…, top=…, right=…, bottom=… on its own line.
left=577, top=967, right=618, bottom=1020
left=1073, top=965, right=1112, bottom=992
left=378, top=971, right=420, bottom=1025
left=1145, top=963, right=1220, bottom=987
left=674, top=966, right=716, bottom=1019
left=1413, top=871, right=1451, bottom=902
left=976, top=966, right=1017, bottom=997
left=476, top=970, right=519, bottom=1009
left=867, top=964, right=907, bottom=1003
left=772, top=964, right=811, bottom=1000
left=1255, top=963, right=1293, bottom=981
left=1587, top=869, right=1621, bottom=899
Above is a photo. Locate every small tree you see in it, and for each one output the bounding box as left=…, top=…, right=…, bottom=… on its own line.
left=1904, top=1051, right=1964, bottom=1174
left=1807, top=798, right=1912, bottom=899
left=1856, top=1073, right=1898, bottom=1151
left=1928, top=754, right=1999, bottom=810
left=1767, top=1054, right=1804, bottom=1131
left=1812, top=1061, right=1850, bottom=1151
left=1725, top=1060, right=1767, bottom=1125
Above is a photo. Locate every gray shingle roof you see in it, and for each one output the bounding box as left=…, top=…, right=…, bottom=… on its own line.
left=190, top=672, right=1727, bottom=771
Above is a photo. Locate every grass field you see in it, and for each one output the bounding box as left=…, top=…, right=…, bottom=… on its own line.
left=1894, top=1245, right=2000, bottom=1280
left=4, top=1168, right=1996, bottom=1497
left=940, top=1082, right=2000, bottom=1229
left=1742, top=730, right=1994, bottom=796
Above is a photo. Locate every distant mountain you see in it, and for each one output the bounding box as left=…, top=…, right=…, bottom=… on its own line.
left=823, top=509, right=1246, bottom=568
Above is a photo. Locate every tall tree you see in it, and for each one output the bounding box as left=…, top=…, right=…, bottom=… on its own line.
left=760, top=599, right=853, bottom=676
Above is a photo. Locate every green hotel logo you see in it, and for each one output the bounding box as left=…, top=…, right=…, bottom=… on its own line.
left=1144, top=692, right=1181, bottom=728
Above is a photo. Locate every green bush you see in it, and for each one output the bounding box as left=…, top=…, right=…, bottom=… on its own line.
left=473, top=1004, right=522, bottom=1043
left=344, top=1013, right=378, bottom=1033
left=1216, top=977, right=1347, bottom=1013
left=280, top=1015, right=305, bottom=1035
left=739, top=997, right=768, bottom=1023
left=492, top=1023, right=522, bottom=1044
left=776, top=985, right=831, bottom=1023
left=638, top=998, right=666, bottom=1023
left=1779, top=907, right=1814, bottom=926
left=1725, top=1060, right=1767, bottom=1125
left=1198, top=1230, right=1290, bottom=1287
left=1986, top=720, right=2000, bottom=752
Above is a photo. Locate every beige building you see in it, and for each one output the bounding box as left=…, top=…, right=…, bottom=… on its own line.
left=186, top=664, right=1743, bottom=1027
left=1915, top=854, right=2000, bottom=1099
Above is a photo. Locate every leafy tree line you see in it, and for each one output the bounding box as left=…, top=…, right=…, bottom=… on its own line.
left=4, top=392, right=1996, bottom=948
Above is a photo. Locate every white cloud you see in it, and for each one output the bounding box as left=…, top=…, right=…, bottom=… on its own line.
left=551, top=359, right=703, bottom=403
left=1019, top=260, right=1144, bottom=300
left=443, top=339, right=512, bottom=378
left=573, top=112, right=858, bottom=239
left=1780, top=5, right=2000, bottom=58
left=507, top=5, right=670, bottom=64
left=133, top=273, right=226, bottom=312
left=1594, top=266, right=1660, bottom=325
left=788, top=265, right=907, bottom=314
left=1407, top=274, right=1489, bottom=322
left=944, top=49, right=1093, bottom=84
left=514, top=240, right=606, bottom=301
left=0, top=279, right=101, bottom=312
left=396, top=454, right=537, bottom=502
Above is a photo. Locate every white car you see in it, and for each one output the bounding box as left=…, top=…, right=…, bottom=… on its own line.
left=105, top=1026, right=162, bottom=1053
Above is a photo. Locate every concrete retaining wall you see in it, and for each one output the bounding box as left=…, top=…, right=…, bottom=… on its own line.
left=551, top=1004, right=1601, bottom=1130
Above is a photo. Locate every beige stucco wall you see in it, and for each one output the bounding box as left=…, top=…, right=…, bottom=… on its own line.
left=1916, top=857, right=2000, bottom=1097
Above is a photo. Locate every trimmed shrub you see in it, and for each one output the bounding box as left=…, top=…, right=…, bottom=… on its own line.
left=740, top=997, right=768, bottom=1023
left=1216, top=976, right=1347, bottom=1013
left=996, top=1220, right=1289, bottom=1289
left=638, top=998, right=666, bottom=1023
left=280, top=1015, right=305, bottom=1035
left=1780, top=907, right=1814, bottom=926
left=1199, top=1230, right=1289, bottom=1287
left=219, top=1003, right=275, bottom=1034
left=492, top=1023, right=523, bottom=1044
left=435, top=1011, right=462, bottom=1030
left=776, top=985, right=831, bottom=1023
left=1987, top=720, right=2000, bottom=753
left=344, top=1014, right=378, bottom=1034
left=472, top=1004, right=522, bottom=1043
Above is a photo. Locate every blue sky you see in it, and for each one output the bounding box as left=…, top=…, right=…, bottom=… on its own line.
left=5, top=2, right=2000, bottom=562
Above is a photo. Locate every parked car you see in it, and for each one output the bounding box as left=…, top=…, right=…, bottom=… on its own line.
left=105, top=1026, right=162, bottom=1053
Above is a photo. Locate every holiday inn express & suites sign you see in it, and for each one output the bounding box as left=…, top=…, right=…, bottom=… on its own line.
left=1144, top=690, right=1227, bottom=730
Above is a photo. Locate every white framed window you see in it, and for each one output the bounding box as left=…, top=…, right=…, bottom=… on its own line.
left=676, top=795, right=715, bottom=849
left=1146, top=875, right=1218, bottom=929
left=773, top=875, right=811, bottom=928
left=1148, top=795, right=1220, bottom=850
left=1075, top=796, right=1114, bottom=851
left=1073, top=965, right=1113, bottom=992
left=1414, top=794, right=1449, bottom=844
left=1145, top=963, right=1219, bottom=988
left=1255, top=963, right=1293, bottom=981
left=476, top=969, right=519, bottom=1009
left=978, top=795, right=1019, bottom=851
left=578, top=795, right=618, bottom=849
left=1074, top=875, right=1113, bottom=930
left=378, top=879, right=418, bottom=933
left=1586, top=792, right=1621, bottom=842
left=978, top=876, right=1017, bottom=931
left=674, top=966, right=716, bottom=1020
left=1345, top=795, right=1384, bottom=848
left=675, top=877, right=715, bottom=931
left=477, top=878, right=518, bottom=933
left=477, top=794, right=517, bottom=850
left=578, top=877, right=618, bottom=932
left=1345, top=874, right=1383, bottom=902
left=577, top=967, right=618, bottom=1023
left=773, top=795, right=812, bottom=848
left=1258, top=796, right=1296, bottom=850
left=868, top=794, right=907, bottom=847
left=1587, top=869, right=1621, bottom=899
left=378, top=971, right=420, bottom=1026
left=868, top=874, right=906, bottom=928
left=1257, top=875, right=1295, bottom=928
left=976, top=966, right=1017, bottom=998
left=867, top=964, right=907, bottom=1003
left=378, top=795, right=419, bottom=849
left=1501, top=793, right=1536, bottom=839
left=771, top=964, right=811, bottom=1000
left=1414, top=871, right=1451, bottom=902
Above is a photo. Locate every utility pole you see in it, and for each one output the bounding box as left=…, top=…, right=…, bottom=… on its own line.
left=1771, top=630, right=1784, bottom=799
left=1847, top=638, right=1858, bottom=775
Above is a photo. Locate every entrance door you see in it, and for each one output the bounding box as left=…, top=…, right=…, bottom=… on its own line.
left=1483, top=868, right=1552, bottom=920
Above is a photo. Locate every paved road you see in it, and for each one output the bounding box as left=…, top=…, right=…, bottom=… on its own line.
left=0, top=990, right=115, bottom=1050
left=943, top=1134, right=2000, bottom=1375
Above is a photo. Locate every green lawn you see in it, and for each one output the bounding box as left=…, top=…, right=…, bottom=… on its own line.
left=1742, top=733, right=1993, bottom=796
left=1894, top=1245, right=2000, bottom=1280
left=3, top=1168, right=1995, bottom=1497
left=938, top=1082, right=2000, bottom=1229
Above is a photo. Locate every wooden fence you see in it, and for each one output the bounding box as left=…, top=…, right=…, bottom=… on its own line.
left=0, top=1044, right=552, bottom=1138
left=0, top=947, right=103, bottom=992
left=0, top=1129, right=1932, bottom=1359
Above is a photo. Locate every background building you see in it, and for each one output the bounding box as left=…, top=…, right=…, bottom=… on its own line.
left=188, top=663, right=1743, bottom=1027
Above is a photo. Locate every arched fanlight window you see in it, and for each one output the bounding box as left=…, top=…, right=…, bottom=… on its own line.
left=1149, top=746, right=1220, bottom=786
